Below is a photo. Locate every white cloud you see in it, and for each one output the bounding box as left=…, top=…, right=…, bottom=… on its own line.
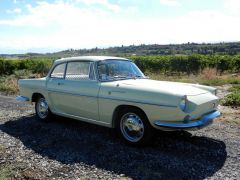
left=159, top=0, right=180, bottom=7
left=6, top=8, right=22, bottom=14
left=75, top=0, right=121, bottom=12
left=0, top=0, right=240, bottom=53
left=0, top=1, right=118, bottom=27
left=224, top=0, right=240, bottom=15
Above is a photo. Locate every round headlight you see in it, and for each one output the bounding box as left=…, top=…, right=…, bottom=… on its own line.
left=179, top=98, right=186, bottom=111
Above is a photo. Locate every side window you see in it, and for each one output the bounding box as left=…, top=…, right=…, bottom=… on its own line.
left=66, top=62, right=94, bottom=80
left=50, top=63, right=66, bottom=78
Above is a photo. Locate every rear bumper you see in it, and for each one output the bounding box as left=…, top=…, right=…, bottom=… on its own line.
left=16, top=96, right=30, bottom=102
left=154, top=110, right=220, bottom=130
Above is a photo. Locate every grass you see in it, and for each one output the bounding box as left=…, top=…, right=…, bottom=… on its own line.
left=229, top=85, right=240, bottom=92
left=222, top=85, right=240, bottom=106
left=0, top=165, right=14, bottom=180
left=0, top=75, right=19, bottom=95
left=148, top=73, right=240, bottom=86
left=0, top=70, right=40, bottom=95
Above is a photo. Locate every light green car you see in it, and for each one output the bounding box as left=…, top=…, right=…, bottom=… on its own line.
left=17, top=56, right=220, bottom=145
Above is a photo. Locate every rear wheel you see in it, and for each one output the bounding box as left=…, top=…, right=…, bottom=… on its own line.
left=117, top=108, right=153, bottom=146
left=35, top=97, right=53, bottom=122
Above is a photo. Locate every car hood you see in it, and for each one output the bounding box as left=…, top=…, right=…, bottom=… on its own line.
left=118, top=79, right=209, bottom=96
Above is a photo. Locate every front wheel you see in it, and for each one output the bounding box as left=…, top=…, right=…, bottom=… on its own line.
left=117, top=108, right=153, bottom=146
left=35, top=97, right=53, bottom=122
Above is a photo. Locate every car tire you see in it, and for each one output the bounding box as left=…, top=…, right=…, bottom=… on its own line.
left=117, top=108, right=153, bottom=146
left=35, top=97, right=53, bottom=122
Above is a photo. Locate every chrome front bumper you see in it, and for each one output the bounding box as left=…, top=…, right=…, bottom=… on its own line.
left=16, top=96, right=30, bottom=102
left=154, top=110, right=221, bottom=130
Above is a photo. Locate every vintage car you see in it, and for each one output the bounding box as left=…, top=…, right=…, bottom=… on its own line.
left=17, top=56, right=220, bottom=145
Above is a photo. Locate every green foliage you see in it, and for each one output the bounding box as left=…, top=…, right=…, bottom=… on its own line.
left=131, top=55, right=240, bottom=75
left=13, top=69, right=32, bottom=79
left=0, top=58, right=53, bottom=76
left=0, top=55, right=240, bottom=78
left=222, top=92, right=240, bottom=106
left=222, top=85, right=240, bottom=106
left=229, top=85, right=240, bottom=92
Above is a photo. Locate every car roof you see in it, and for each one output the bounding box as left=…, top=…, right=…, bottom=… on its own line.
left=55, top=56, right=130, bottom=63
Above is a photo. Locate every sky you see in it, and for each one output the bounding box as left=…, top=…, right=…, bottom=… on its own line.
left=0, top=0, right=240, bottom=54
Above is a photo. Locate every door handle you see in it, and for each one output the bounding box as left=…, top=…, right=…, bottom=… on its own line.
left=57, top=82, right=64, bottom=85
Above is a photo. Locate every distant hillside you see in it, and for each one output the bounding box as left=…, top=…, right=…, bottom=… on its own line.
left=54, top=42, right=240, bottom=57
left=1, top=42, right=240, bottom=58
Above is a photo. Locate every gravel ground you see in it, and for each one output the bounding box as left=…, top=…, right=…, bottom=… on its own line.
left=0, top=90, right=239, bottom=179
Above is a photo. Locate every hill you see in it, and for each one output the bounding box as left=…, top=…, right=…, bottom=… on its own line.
left=1, top=42, right=240, bottom=58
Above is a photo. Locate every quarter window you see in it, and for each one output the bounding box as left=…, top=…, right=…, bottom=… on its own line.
left=50, top=63, right=66, bottom=78
left=66, top=62, right=94, bottom=80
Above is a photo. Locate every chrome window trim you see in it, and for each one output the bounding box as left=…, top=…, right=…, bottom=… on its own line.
left=61, top=60, right=98, bottom=81
left=96, top=59, right=146, bottom=82
left=49, top=62, right=67, bottom=79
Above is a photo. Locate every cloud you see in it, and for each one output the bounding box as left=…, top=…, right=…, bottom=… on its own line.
left=75, top=0, right=121, bottom=12
left=0, top=1, right=119, bottom=27
left=0, top=0, right=240, bottom=53
left=6, top=8, right=22, bottom=14
left=224, top=0, right=240, bottom=15
left=159, top=0, right=181, bottom=7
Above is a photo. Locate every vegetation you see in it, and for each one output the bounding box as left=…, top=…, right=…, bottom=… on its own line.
left=2, top=41, right=239, bottom=58
left=131, top=55, right=240, bottom=75
left=1, top=55, right=240, bottom=76
left=0, top=57, right=54, bottom=76
left=222, top=85, right=240, bottom=106
left=0, top=165, right=13, bottom=180
left=53, top=41, right=240, bottom=56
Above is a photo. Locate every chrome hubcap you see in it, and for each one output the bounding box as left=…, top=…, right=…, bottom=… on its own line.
left=37, top=98, right=48, bottom=119
left=120, top=113, right=144, bottom=142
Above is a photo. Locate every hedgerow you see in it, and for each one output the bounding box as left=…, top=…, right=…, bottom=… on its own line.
left=0, top=57, right=54, bottom=76
left=130, top=55, right=240, bottom=75
left=0, top=55, right=240, bottom=76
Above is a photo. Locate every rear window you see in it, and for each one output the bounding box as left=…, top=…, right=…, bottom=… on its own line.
left=65, top=61, right=94, bottom=80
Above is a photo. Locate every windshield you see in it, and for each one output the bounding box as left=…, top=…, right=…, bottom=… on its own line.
left=97, top=60, right=145, bottom=81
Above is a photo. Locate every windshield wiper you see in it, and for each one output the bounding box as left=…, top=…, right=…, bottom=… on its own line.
left=113, top=75, right=128, bottom=79
left=112, top=75, right=145, bottom=80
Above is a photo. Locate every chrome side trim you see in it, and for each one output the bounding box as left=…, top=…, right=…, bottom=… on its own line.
left=16, top=96, right=30, bottom=102
left=99, top=96, right=178, bottom=108
left=154, top=110, right=220, bottom=129
left=54, top=111, right=110, bottom=125
left=47, top=89, right=97, bottom=98
left=47, top=89, right=177, bottom=108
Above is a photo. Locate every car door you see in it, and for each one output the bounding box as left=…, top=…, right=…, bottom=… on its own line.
left=47, top=62, right=67, bottom=112
left=47, top=61, right=100, bottom=121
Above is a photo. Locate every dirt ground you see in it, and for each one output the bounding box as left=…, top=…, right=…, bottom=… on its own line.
left=0, top=86, right=239, bottom=179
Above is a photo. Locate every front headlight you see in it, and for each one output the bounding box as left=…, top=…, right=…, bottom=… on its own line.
left=179, top=96, right=187, bottom=111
